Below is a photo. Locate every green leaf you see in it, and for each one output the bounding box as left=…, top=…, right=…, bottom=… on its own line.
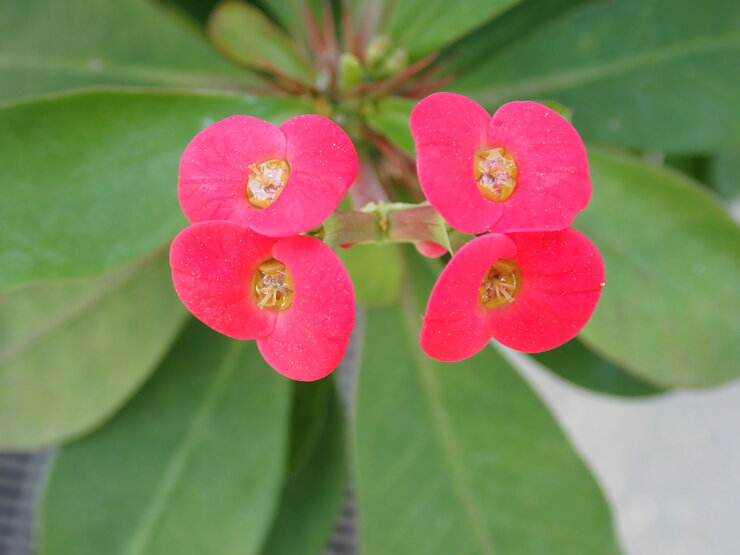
left=353, top=258, right=620, bottom=554
left=0, top=0, right=255, bottom=104
left=577, top=149, right=740, bottom=388
left=366, top=96, right=416, bottom=154
left=451, top=0, right=740, bottom=152
left=39, top=320, right=291, bottom=555
left=383, top=0, right=522, bottom=60
left=0, top=251, right=186, bottom=449
left=208, top=0, right=314, bottom=82
left=531, top=339, right=664, bottom=398
left=261, top=378, right=346, bottom=555
left=338, top=244, right=403, bottom=307
left=709, top=146, right=740, bottom=201
left=0, top=90, right=312, bottom=288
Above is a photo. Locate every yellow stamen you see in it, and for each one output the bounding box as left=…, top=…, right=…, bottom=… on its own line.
left=246, top=159, right=290, bottom=209
left=252, top=258, right=294, bottom=310
left=479, top=259, right=522, bottom=308
left=474, top=147, right=517, bottom=203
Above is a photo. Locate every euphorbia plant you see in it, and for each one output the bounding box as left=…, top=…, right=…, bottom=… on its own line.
left=1, top=1, right=739, bottom=554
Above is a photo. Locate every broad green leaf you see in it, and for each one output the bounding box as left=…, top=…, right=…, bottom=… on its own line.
left=440, top=0, right=589, bottom=74
left=366, top=96, right=415, bottom=154
left=0, top=0, right=254, bottom=104
left=0, top=90, right=312, bottom=288
left=0, top=251, right=186, bottom=449
left=353, top=259, right=620, bottom=554
left=531, top=339, right=663, bottom=398
left=208, top=0, right=314, bottom=83
left=452, top=0, right=740, bottom=152
left=261, top=379, right=346, bottom=555
left=384, top=0, right=522, bottom=60
left=39, top=320, right=291, bottom=555
left=577, top=149, right=740, bottom=388
left=338, top=244, right=403, bottom=307
left=709, top=146, right=740, bottom=201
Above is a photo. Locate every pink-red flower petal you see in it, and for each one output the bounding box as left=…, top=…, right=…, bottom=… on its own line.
left=410, top=93, right=591, bottom=234
left=257, top=235, right=355, bottom=381
left=487, top=102, right=590, bottom=233
left=486, top=229, right=604, bottom=353
left=178, top=116, right=286, bottom=228
left=415, top=241, right=448, bottom=258
left=170, top=220, right=278, bottom=340
left=411, top=93, right=499, bottom=234
left=170, top=221, right=355, bottom=380
left=421, top=234, right=517, bottom=362
left=178, top=114, right=358, bottom=237
left=421, top=230, right=604, bottom=361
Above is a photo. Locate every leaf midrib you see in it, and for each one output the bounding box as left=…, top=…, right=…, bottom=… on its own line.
left=121, top=340, right=244, bottom=555
left=0, top=250, right=164, bottom=367
left=472, top=34, right=740, bottom=103
left=399, top=291, right=497, bottom=555
left=0, top=53, right=253, bottom=89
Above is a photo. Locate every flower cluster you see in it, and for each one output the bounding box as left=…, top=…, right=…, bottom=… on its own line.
left=411, top=93, right=604, bottom=361
left=171, top=115, right=358, bottom=381
left=170, top=92, right=604, bottom=380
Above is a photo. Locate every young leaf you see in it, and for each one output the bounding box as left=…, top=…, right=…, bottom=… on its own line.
left=451, top=0, right=740, bottom=152
left=577, top=149, right=740, bottom=388
left=260, top=379, right=346, bottom=555
left=366, top=97, right=416, bottom=155
left=208, top=0, right=314, bottom=83
left=0, top=251, right=186, bottom=449
left=0, top=90, right=312, bottom=288
left=352, top=257, right=621, bottom=554
left=0, top=0, right=255, bottom=104
left=381, top=0, right=522, bottom=61
left=39, top=320, right=291, bottom=555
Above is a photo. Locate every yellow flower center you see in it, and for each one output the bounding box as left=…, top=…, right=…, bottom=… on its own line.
left=479, top=259, right=521, bottom=308
left=246, top=159, right=290, bottom=209
left=474, top=147, right=517, bottom=203
left=252, top=258, right=294, bottom=310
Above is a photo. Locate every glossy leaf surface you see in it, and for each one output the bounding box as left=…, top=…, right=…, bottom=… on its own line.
left=577, top=149, right=740, bottom=387
left=353, top=258, right=621, bottom=554
left=0, top=90, right=311, bottom=287
left=40, top=320, right=291, bottom=555
left=0, top=0, right=253, bottom=104
left=0, top=252, right=186, bottom=449
left=452, top=0, right=740, bottom=152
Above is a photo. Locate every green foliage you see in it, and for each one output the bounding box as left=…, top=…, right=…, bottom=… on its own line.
left=40, top=321, right=291, bottom=555
left=0, top=90, right=311, bottom=288
left=0, top=252, right=186, bottom=449
left=208, top=0, right=314, bottom=82
left=710, top=146, right=740, bottom=201
left=260, top=379, right=346, bottom=555
left=577, top=149, right=740, bottom=388
left=532, top=339, right=663, bottom=398
left=352, top=259, right=621, bottom=554
left=383, top=0, right=523, bottom=60
left=366, top=97, right=416, bottom=154
left=451, top=0, right=740, bottom=152
left=0, top=0, right=254, bottom=104
left=338, top=243, right=403, bottom=307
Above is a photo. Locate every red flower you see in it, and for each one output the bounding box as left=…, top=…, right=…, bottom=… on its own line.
left=170, top=220, right=355, bottom=381
left=410, top=93, right=591, bottom=235
left=420, top=230, right=604, bottom=361
left=178, top=114, right=358, bottom=237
